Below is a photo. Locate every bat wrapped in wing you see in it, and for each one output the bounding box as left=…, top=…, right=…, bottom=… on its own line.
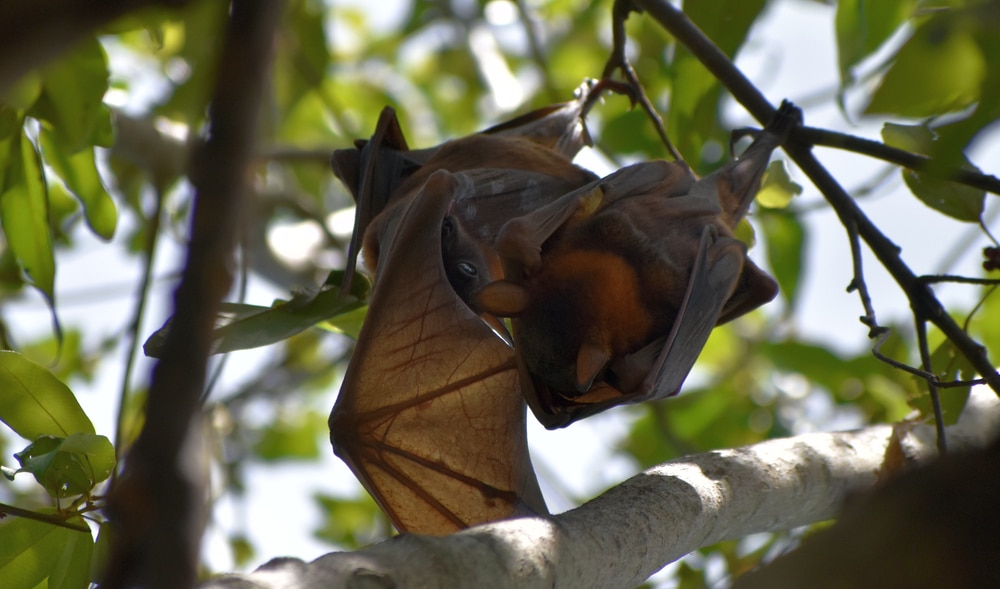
left=329, top=81, right=625, bottom=534
left=475, top=101, right=802, bottom=428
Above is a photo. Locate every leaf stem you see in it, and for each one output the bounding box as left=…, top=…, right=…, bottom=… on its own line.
left=0, top=501, right=90, bottom=533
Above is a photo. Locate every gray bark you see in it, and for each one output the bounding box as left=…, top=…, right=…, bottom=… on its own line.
left=203, top=388, right=1000, bottom=589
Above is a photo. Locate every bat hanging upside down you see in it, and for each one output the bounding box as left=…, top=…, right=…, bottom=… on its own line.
left=327, top=80, right=628, bottom=534
left=473, top=100, right=803, bottom=428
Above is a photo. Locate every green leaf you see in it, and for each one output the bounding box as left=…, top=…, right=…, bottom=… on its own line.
left=909, top=340, right=973, bottom=426
left=0, top=105, right=19, bottom=141
left=0, top=128, right=55, bottom=302
left=90, top=523, right=113, bottom=584
left=144, top=288, right=366, bottom=358
left=835, top=0, right=916, bottom=87
left=47, top=180, right=81, bottom=235
left=881, top=123, right=985, bottom=222
left=759, top=210, right=807, bottom=308
left=39, top=129, right=116, bottom=240
left=320, top=304, right=368, bottom=340
left=29, top=36, right=112, bottom=152
left=0, top=517, right=91, bottom=589
left=866, top=17, right=985, bottom=117
left=0, top=351, right=94, bottom=440
left=1, top=71, right=43, bottom=111
left=276, top=0, right=331, bottom=107
left=313, top=493, right=384, bottom=549
left=598, top=105, right=669, bottom=159
left=970, top=286, right=1000, bottom=363
left=228, top=534, right=255, bottom=569
left=669, top=0, right=767, bottom=165
left=880, top=122, right=933, bottom=154
left=901, top=168, right=985, bottom=222
left=253, top=409, right=325, bottom=461
left=48, top=520, right=94, bottom=589
left=12, top=433, right=114, bottom=498
left=756, top=160, right=803, bottom=209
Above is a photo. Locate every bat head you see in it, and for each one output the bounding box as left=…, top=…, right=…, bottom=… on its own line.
left=441, top=213, right=504, bottom=306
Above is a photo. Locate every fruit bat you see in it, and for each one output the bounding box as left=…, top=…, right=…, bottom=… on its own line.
left=328, top=81, right=618, bottom=534
left=475, top=101, right=802, bottom=428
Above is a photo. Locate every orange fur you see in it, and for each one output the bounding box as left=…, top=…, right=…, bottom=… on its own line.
left=540, top=248, right=653, bottom=356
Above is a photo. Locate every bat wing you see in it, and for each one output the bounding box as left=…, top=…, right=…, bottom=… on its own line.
left=329, top=171, right=546, bottom=535
left=483, top=78, right=629, bottom=157
left=332, top=107, right=421, bottom=294
left=718, top=257, right=779, bottom=324
left=490, top=161, right=696, bottom=275
left=638, top=226, right=745, bottom=397
left=692, top=100, right=802, bottom=228
left=518, top=226, right=746, bottom=428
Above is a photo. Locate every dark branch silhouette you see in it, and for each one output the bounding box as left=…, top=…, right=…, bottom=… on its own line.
left=632, top=0, right=1000, bottom=404
left=102, top=2, right=282, bottom=588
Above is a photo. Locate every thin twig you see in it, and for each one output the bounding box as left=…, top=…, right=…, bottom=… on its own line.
left=602, top=0, right=683, bottom=162
left=917, top=275, right=1000, bottom=286
left=634, top=0, right=1000, bottom=400
left=915, top=319, right=947, bottom=453
left=112, top=187, right=164, bottom=479
left=799, top=126, right=1000, bottom=197
left=0, top=502, right=91, bottom=533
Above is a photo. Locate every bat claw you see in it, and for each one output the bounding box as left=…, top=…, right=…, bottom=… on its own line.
left=767, top=100, right=803, bottom=141
left=496, top=217, right=544, bottom=271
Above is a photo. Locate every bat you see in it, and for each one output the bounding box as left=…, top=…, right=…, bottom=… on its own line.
left=474, top=101, right=802, bottom=428
left=328, top=81, right=623, bottom=534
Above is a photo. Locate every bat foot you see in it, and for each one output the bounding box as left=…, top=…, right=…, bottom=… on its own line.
left=496, top=217, right=544, bottom=271
left=766, top=100, right=803, bottom=142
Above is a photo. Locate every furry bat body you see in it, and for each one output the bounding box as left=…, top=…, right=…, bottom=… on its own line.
left=328, top=81, right=616, bottom=534
left=476, top=101, right=802, bottom=428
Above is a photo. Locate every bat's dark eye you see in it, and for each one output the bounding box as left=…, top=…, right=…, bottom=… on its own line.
left=457, top=261, right=477, bottom=277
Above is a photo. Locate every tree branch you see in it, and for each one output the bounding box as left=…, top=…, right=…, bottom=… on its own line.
left=201, top=389, right=1000, bottom=589
left=632, top=0, right=1000, bottom=398
left=102, top=2, right=282, bottom=588
left=799, top=127, right=1000, bottom=197
left=0, top=502, right=91, bottom=533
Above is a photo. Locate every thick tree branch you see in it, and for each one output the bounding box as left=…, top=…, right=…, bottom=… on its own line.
left=102, top=2, right=281, bottom=588
left=632, top=0, right=1000, bottom=397
left=201, top=389, right=1000, bottom=589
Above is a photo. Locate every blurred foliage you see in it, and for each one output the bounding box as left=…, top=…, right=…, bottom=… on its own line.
left=0, top=0, right=999, bottom=587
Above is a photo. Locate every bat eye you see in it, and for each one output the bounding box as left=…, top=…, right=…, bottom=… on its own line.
left=457, top=261, right=478, bottom=277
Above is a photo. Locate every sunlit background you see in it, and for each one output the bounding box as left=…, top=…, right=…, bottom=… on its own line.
left=3, top=0, right=998, bottom=586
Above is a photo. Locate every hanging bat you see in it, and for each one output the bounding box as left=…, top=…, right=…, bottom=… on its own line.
left=328, top=81, right=624, bottom=534
left=474, top=101, right=802, bottom=428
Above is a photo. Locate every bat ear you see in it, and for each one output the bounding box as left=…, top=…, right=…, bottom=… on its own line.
left=331, top=149, right=362, bottom=198
left=474, top=280, right=530, bottom=317
left=422, top=168, right=459, bottom=193
left=576, top=340, right=610, bottom=392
